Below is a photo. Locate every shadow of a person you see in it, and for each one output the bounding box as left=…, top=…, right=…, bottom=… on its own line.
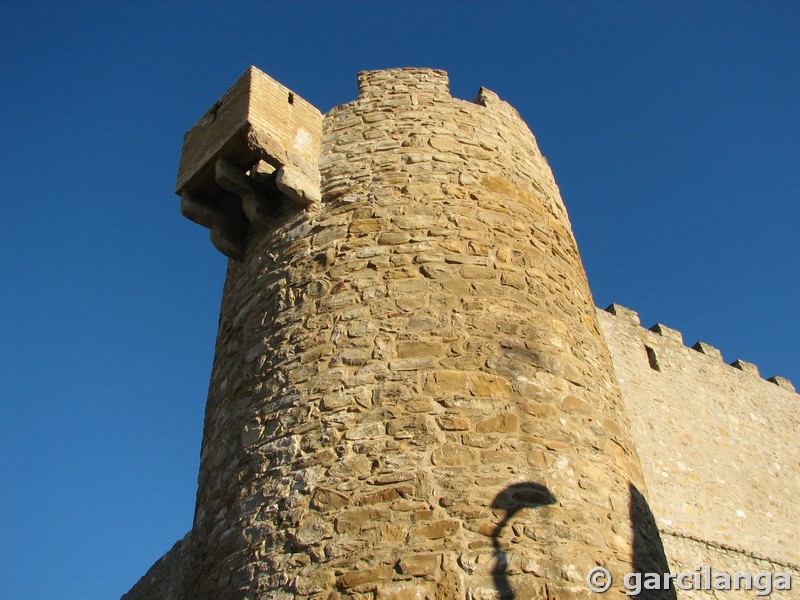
left=490, top=482, right=556, bottom=599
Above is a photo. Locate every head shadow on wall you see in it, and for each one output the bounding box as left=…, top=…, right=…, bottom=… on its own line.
left=490, top=482, right=555, bottom=599
left=489, top=482, right=675, bottom=599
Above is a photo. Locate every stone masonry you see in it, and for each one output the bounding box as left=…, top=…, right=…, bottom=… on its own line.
left=598, top=305, right=799, bottom=598
left=124, top=67, right=798, bottom=600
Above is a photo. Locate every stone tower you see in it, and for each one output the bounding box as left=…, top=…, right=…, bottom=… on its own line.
left=128, top=67, right=672, bottom=599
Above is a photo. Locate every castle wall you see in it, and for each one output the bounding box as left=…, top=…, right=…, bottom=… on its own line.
left=597, top=305, right=799, bottom=597
left=176, top=68, right=662, bottom=599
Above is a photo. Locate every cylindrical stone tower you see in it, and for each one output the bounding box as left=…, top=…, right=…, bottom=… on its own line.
left=172, top=67, right=664, bottom=599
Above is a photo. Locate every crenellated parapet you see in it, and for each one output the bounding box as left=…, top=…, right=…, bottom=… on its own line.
left=598, top=302, right=800, bottom=570
left=602, top=303, right=795, bottom=391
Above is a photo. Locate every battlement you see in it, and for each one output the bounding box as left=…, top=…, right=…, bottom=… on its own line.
left=598, top=303, right=799, bottom=568
left=602, top=303, right=795, bottom=391
left=353, top=67, right=523, bottom=120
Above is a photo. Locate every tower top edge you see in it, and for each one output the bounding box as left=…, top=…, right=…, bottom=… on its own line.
left=356, top=66, right=449, bottom=77
left=356, top=67, right=451, bottom=100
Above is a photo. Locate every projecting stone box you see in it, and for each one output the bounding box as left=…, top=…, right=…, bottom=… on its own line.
left=175, top=66, right=322, bottom=258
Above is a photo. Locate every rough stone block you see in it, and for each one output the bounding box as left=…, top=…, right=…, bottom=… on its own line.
left=276, top=165, right=321, bottom=206
left=396, top=341, right=443, bottom=358
left=310, top=487, right=350, bottom=512
left=468, top=373, right=512, bottom=397
left=432, top=443, right=477, bottom=466
left=338, top=567, right=394, bottom=589
left=474, top=413, right=518, bottom=433
left=412, top=519, right=459, bottom=540
left=437, top=415, right=470, bottom=431
left=425, top=370, right=468, bottom=394
left=397, top=554, right=441, bottom=576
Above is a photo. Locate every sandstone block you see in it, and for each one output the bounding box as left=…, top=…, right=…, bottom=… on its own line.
left=390, top=358, right=436, bottom=371
left=419, top=264, right=458, bottom=279
left=474, top=413, right=518, bottom=433
left=386, top=415, right=435, bottom=438
left=357, top=485, right=414, bottom=506
left=432, top=443, right=477, bottom=466
left=276, top=165, right=320, bottom=206
left=480, top=449, right=518, bottom=464
left=462, top=433, right=499, bottom=449
left=425, top=370, right=468, bottom=394
left=429, top=136, right=461, bottom=151
left=396, top=341, right=443, bottom=358
left=344, top=422, right=384, bottom=440
left=378, top=232, right=412, bottom=245
left=377, top=585, right=426, bottom=600
left=412, top=519, right=459, bottom=540
left=338, top=567, right=394, bottom=590
left=379, top=524, right=408, bottom=544
left=397, top=554, right=441, bottom=576
left=559, top=395, right=591, bottom=415
left=368, top=472, right=416, bottom=485
left=469, top=373, right=512, bottom=397
left=407, top=316, right=438, bottom=331
left=437, top=415, right=470, bottom=431
left=310, top=488, right=350, bottom=512
left=460, top=265, right=494, bottom=279
left=335, top=508, right=383, bottom=534
left=340, top=349, right=370, bottom=366
left=294, top=513, right=332, bottom=546
left=349, top=218, right=385, bottom=234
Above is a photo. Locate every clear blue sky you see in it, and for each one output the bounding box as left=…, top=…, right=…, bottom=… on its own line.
left=1, top=2, right=797, bottom=598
